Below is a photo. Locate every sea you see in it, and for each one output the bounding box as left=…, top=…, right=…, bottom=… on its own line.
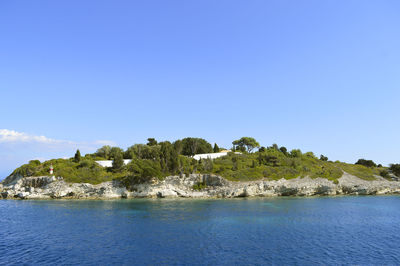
left=0, top=196, right=399, bottom=265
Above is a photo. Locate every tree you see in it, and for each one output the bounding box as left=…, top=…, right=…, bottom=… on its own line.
left=74, top=149, right=81, bottom=163
left=231, top=156, right=239, bottom=170
left=355, top=159, right=376, bottom=168
left=125, top=144, right=160, bottom=160
left=320, top=155, right=328, bottom=161
left=159, top=141, right=179, bottom=174
left=109, top=147, right=124, bottom=159
left=96, top=145, right=111, bottom=159
left=125, top=159, right=162, bottom=185
left=179, top=137, right=213, bottom=156
left=304, top=152, right=317, bottom=159
left=173, top=140, right=183, bottom=155
left=290, top=149, right=302, bottom=158
left=258, top=154, right=279, bottom=166
left=112, top=151, right=124, bottom=171
left=380, top=169, right=389, bottom=178
left=202, top=158, right=213, bottom=172
left=390, top=164, right=400, bottom=176
left=147, top=138, right=157, bottom=146
left=213, top=143, right=220, bottom=153
left=279, top=147, right=288, bottom=155
left=232, top=137, right=260, bottom=153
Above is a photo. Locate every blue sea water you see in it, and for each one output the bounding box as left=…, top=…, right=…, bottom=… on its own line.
left=0, top=197, right=400, bottom=265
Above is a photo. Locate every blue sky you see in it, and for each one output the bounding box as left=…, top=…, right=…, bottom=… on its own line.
left=1, top=0, right=399, bottom=178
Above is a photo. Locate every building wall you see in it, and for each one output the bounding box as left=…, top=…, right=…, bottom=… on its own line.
left=192, top=152, right=240, bottom=160
left=96, top=152, right=240, bottom=166
left=95, top=159, right=132, bottom=167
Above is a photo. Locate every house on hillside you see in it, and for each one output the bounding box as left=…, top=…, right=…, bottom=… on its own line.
left=95, top=151, right=240, bottom=166
left=192, top=151, right=240, bottom=160
left=95, top=159, right=132, bottom=167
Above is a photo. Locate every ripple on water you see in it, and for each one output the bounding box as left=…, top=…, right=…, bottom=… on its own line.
left=1, top=197, right=400, bottom=265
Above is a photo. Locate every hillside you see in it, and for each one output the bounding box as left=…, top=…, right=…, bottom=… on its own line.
left=3, top=137, right=399, bottom=186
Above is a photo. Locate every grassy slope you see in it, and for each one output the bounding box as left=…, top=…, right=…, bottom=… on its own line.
left=9, top=157, right=125, bottom=184
left=8, top=149, right=386, bottom=184
left=209, top=150, right=385, bottom=182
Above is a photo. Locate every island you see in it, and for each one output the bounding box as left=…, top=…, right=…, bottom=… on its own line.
left=1, top=137, right=400, bottom=199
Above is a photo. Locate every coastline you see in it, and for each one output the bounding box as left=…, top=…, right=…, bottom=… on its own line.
left=1, top=173, right=400, bottom=200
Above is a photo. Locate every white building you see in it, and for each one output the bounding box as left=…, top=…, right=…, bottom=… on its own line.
left=95, top=151, right=240, bottom=166
left=95, top=159, right=132, bottom=167
left=192, top=151, right=240, bottom=160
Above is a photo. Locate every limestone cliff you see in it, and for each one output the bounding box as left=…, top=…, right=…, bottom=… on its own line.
left=1, top=173, right=400, bottom=200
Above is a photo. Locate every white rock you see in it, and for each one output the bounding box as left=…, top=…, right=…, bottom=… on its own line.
left=1, top=172, right=400, bottom=199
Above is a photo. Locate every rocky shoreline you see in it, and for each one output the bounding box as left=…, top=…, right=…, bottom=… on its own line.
left=1, top=173, right=400, bottom=200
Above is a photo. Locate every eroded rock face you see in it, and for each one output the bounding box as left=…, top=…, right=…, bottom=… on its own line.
left=21, top=176, right=55, bottom=188
left=1, top=173, right=400, bottom=199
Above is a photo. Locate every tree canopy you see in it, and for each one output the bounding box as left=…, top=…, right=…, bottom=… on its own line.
left=320, top=155, right=328, bottom=161
left=213, top=143, right=220, bottom=153
left=232, top=137, right=260, bottom=153
left=179, top=137, right=213, bottom=156
left=112, top=150, right=124, bottom=171
left=109, top=147, right=124, bottom=159
left=390, top=164, right=400, bottom=176
left=355, top=159, right=377, bottom=168
left=74, top=149, right=81, bottom=163
left=9, top=136, right=394, bottom=187
left=147, top=138, right=157, bottom=146
left=96, top=145, right=112, bottom=159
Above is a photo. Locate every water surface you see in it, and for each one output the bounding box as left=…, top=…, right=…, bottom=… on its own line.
left=1, top=196, right=399, bottom=265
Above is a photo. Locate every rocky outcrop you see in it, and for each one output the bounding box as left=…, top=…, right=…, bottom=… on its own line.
left=1, top=173, right=400, bottom=200
left=1, top=173, right=23, bottom=186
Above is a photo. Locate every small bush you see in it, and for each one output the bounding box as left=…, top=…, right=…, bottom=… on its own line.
left=340, top=163, right=378, bottom=180
left=290, top=149, right=302, bottom=158
left=380, top=170, right=389, bottom=178
left=355, top=159, right=377, bottom=168
left=320, top=155, right=328, bottom=161
left=192, top=181, right=207, bottom=190
left=390, top=164, right=400, bottom=177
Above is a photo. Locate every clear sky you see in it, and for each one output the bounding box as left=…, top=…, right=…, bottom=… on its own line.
left=0, top=0, right=399, bottom=179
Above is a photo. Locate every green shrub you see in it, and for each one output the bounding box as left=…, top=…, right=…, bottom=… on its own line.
left=320, top=155, right=328, bottom=161
left=290, top=149, right=302, bottom=158
left=121, top=159, right=164, bottom=186
left=74, top=150, right=81, bottom=163
left=112, top=151, right=124, bottom=171
left=390, top=164, right=400, bottom=177
left=380, top=170, right=389, bottom=178
left=355, top=159, right=377, bottom=168
left=192, top=181, right=207, bottom=190
left=9, top=139, right=394, bottom=185
left=340, top=163, right=378, bottom=180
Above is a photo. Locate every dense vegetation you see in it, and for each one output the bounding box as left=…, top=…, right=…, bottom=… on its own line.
left=8, top=137, right=398, bottom=185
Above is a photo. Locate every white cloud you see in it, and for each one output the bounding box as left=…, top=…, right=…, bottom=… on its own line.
left=0, top=129, right=61, bottom=143
left=0, top=129, right=117, bottom=179
left=0, top=129, right=115, bottom=148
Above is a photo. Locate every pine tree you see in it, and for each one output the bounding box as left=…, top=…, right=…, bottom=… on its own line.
left=147, top=138, right=157, bottom=146
left=213, top=143, right=220, bottom=153
left=74, top=149, right=81, bottom=163
left=112, top=151, right=124, bottom=171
